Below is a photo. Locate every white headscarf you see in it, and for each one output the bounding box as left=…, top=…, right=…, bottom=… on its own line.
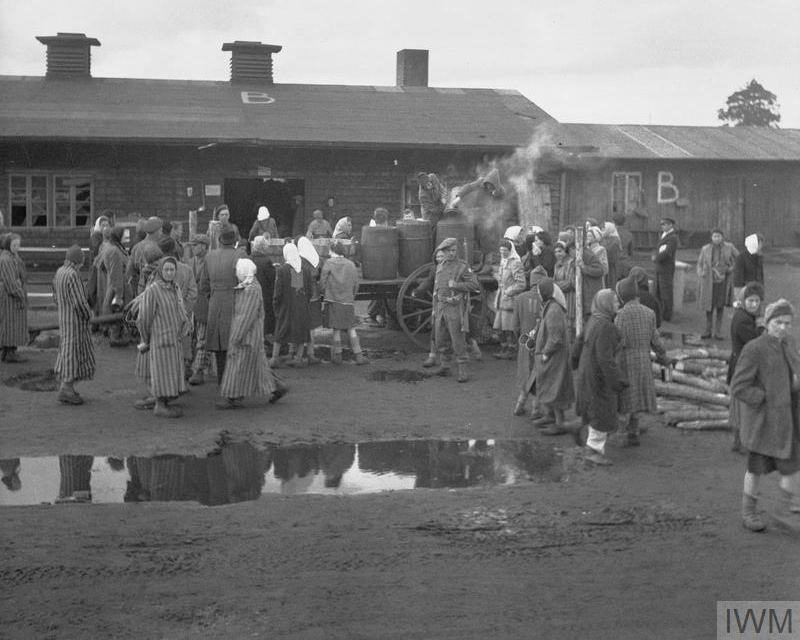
left=745, top=233, right=760, bottom=255
left=283, top=242, right=302, bottom=273
left=297, top=236, right=320, bottom=268
left=602, top=221, right=621, bottom=241
left=235, top=258, right=257, bottom=288
left=257, top=206, right=270, bottom=221
left=503, top=225, right=523, bottom=243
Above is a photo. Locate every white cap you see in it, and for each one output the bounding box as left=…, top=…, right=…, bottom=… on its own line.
left=257, top=206, right=270, bottom=221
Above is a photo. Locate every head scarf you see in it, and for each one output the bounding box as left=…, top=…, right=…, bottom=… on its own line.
left=744, top=233, right=761, bottom=255
left=156, top=256, right=178, bottom=285
left=503, top=225, right=523, bottom=243
left=586, top=226, right=602, bottom=244
left=591, top=288, right=618, bottom=321
left=764, top=298, right=794, bottom=324
left=499, top=239, right=519, bottom=268
left=297, top=236, right=320, bottom=268
left=333, top=216, right=352, bottom=238
left=257, top=206, right=270, bottom=221
left=629, top=266, right=649, bottom=291
left=235, top=258, right=257, bottom=288
left=616, top=276, right=638, bottom=303
left=93, top=215, right=110, bottom=234
left=251, top=235, right=269, bottom=255
left=538, top=277, right=555, bottom=304
left=283, top=242, right=302, bottom=273
left=552, top=283, right=567, bottom=310
left=602, top=221, right=621, bottom=242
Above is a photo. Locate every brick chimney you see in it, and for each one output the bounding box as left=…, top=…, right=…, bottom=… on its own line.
left=36, top=32, right=100, bottom=77
left=222, top=41, right=282, bottom=84
left=396, top=49, right=428, bottom=87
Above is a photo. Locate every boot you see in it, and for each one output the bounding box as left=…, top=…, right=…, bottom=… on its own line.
left=492, top=345, right=508, bottom=359
left=307, top=346, right=322, bottom=365
left=215, top=397, right=244, bottom=410
left=153, top=399, right=182, bottom=418
left=625, top=415, right=641, bottom=447
left=331, top=350, right=343, bottom=365
left=354, top=352, right=369, bottom=365
left=57, top=387, right=84, bottom=405
left=531, top=411, right=556, bottom=428
left=422, top=354, right=438, bottom=368
left=188, top=370, right=205, bottom=386
left=269, top=377, right=289, bottom=404
left=742, top=493, right=766, bottom=531
left=134, top=396, right=156, bottom=410
left=457, top=362, right=468, bottom=383
left=436, top=363, right=452, bottom=377
left=731, top=428, right=745, bottom=454
left=701, top=312, right=713, bottom=340
left=468, top=339, right=483, bottom=362
left=777, top=488, right=800, bottom=515
left=584, top=447, right=612, bottom=466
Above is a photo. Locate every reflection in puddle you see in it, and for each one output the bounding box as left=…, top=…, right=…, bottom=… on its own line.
left=0, top=439, right=564, bottom=507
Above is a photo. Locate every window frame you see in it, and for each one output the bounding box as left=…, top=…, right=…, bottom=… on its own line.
left=611, top=171, right=643, bottom=217
left=7, top=172, right=94, bottom=228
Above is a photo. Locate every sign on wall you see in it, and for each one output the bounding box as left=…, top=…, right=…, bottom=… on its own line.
left=657, top=171, right=680, bottom=203
left=205, top=184, right=221, bottom=197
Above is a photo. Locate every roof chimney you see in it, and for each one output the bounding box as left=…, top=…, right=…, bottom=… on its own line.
left=396, top=49, right=429, bottom=87
left=222, top=41, right=282, bottom=84
left=36, top=32, right=100, bottom=77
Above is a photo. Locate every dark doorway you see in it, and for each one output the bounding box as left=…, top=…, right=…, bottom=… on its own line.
left=223, top=178, right=305, bottom=239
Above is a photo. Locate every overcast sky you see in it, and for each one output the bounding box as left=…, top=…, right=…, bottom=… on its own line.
left=1, top=0, right=797, bottom=128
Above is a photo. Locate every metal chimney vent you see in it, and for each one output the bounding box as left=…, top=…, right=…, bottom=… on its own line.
left=35, top=32, right=100, bottom=77
left=222, top=41, right=282, bottom=84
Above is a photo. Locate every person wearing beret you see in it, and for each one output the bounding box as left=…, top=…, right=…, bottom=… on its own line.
left=730, top=299, right=800, bottom=531
left=652, top=217, right=678, bottom=322
left=415, top=237, right=480, bottom=382
left=52, top=245, right=95, bottom=404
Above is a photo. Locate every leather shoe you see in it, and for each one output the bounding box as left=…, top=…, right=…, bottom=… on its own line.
left=540, top=425, right=567, bottom=436
left=216, top=398, right=243, bottom=410
left=512, top=399, right=527, bottom=416
left=188, top=371, right=205, bottom=386
left=422, top=355, right=438, bottom=368
left=134, top=396, right=156, bottom=410
left=584, top=448, right=612, bottom=466
left=531, top=414, right=555, bottom=428
left=436, top=366, right=451, bottom=377
left=57, top=389, right=84, bottom=405
left=269, top=379, right=289, bottom=404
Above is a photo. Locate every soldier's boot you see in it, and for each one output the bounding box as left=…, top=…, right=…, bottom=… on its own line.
left=457, top=362, right=469, bottom=383
left=422, top=354, right=439, bottom=368
left=437, top=355, right=452, bottom=377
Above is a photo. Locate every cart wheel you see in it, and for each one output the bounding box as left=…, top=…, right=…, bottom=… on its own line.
left=396, top=262, right=485, bottom=351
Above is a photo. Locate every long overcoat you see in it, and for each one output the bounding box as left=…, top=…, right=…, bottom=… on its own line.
left=532, top=299, right=574, bottom=408
left=188, top=254, right=209, bottom=322
left=53, top=264, right=95, bottom=381
left=101, top=242, right=131, bottom=315
left=220, top=284, right=277, bottom=399
left=493, top=255, right=526, bottom=331
left=572, top=315, right=626, bottom=432
left=273, top=264, right=312, bottom=344
left=0, top=249, right=27, bottom=346
left=614, top=300, right=662, bottom=414
left=513, top=288, right=542, bottom=393
left=199, top=246, right=242, bottom=351
left=696, top=241, right=738, bottom=311
left=730, top=333, right=800, bottom=459
left=136, top=280, right=188, bottom=398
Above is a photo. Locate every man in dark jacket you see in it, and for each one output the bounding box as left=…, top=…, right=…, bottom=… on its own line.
left=652, top=217, right=679, bottom=321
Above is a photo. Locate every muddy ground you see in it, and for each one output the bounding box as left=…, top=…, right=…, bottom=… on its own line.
left=2, top=250, right=800, bottom=639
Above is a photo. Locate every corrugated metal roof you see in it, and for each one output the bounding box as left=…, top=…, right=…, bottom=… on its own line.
left=0, top=76, right=554, bottom=149
left=547, top=123, right=800, bottom=161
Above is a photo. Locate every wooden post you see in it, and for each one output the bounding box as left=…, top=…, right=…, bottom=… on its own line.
left=575, top=227, right=584, bottom=336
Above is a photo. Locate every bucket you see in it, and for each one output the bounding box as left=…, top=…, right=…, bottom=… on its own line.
left=396, top=220, right=433, bottom=276
left=436, top=218, right=474, bottom=262
left=360, top=226, right=398, bottom=280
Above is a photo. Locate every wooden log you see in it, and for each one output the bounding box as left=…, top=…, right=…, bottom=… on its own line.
left=666, top=347, right=731, bottom=362
left=651, top=364, right=728, bottom=394
left=654, top=380, right=730, bottom=406
left=675, top=361, right=727, bottom=377
left=663, top=409, right=730, bottom=424
left=673, top=419, right=731, bottom=431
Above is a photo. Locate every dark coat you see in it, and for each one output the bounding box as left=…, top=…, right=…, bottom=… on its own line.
left=653, top=230, right=678, bottom=273
left=730, top=333, right=800, bottom=459
left=513, top=288, right=542, bottom=393
left=532, top=300, right=574, bottom=408
left=199, top=246, right=244, bottom=351
left=696, top=241, right=738, bottom=311
left=572, top=315, right=626, bottom=432
left=273, top=264, right=312, bottom=344
left=615, top=300, right=663, bottom=414
left=733, top=249, right=764, bottom=288
left=727, top=307, right=764, bottom=384
left=601, top=236, right=621, bottom=286
left=579, top=248, right=605, bottom=316
left=637, top=287, right=662, bottom=328
left=251, top=253, right=276, bottom=337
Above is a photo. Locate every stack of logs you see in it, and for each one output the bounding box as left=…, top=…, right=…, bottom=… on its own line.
left=654, top=346, right=731, bottom=431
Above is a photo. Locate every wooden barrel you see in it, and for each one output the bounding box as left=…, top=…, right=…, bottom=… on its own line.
left=311, top=238, right=331, bottom=258
left=435, top=219, right=474, bottom=262
left=396, top=220, right=433, bottom=276
left=360, top=226, right=398, bottom=279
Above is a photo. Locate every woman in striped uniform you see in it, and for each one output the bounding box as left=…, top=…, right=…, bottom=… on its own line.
left=135, top=256, right=189, bottom=418
left=52, top=245, right=96, bottom=405
left=218, top=258, right=287, bottom=409
left=0, top=233, right=28, bottom=363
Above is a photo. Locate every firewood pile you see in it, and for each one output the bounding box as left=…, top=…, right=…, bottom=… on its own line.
left=653, top=347, right=731, bottom=431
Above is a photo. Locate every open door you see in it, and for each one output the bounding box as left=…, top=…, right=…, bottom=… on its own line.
left=223, top=178, right=305, bottom=239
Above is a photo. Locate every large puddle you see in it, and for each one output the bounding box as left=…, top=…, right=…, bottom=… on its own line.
left=0, top=439, right=565, bottom=507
